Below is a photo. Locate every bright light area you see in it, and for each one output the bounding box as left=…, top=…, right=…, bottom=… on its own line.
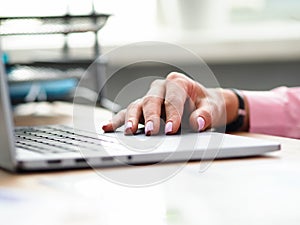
left=1, top=0, right=300, bottom=50
left=0, top=0, right=157, bottom=50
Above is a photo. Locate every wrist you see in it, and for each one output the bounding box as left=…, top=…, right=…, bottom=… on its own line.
left=221, top=89, right=249, bottom=131
left=221, top=89, right=239, bottom=124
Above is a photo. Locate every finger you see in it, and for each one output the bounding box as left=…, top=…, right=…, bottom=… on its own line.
left=102, top=109, right=126, bottom=132
left=142, top=79, right=165, bottom=135
left=189, top=88, right=226, bottom=132
left=124, top=99, right=143, bottom=135
left=185, top=81, right=213, bottom=131
left=189, top=106, right=213, bottom=132
left=164, top=74, right=189, bottom=134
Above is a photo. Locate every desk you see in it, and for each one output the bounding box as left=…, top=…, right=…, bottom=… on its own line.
left=1, top=102, right=300, bottom=225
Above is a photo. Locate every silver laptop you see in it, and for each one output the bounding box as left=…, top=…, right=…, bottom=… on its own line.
left=0, top=49, right=280, bottom=172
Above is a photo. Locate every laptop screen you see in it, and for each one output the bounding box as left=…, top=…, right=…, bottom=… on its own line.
left=0, top=41, right=17, bottom=171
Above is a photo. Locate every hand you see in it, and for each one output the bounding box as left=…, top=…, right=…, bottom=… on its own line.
left=102, top=72, right=248, bottom=135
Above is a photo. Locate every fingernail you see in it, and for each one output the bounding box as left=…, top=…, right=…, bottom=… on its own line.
left=197, top=117, right=205, bottom=131
left=165, top=121, right=173, bottom=134
left=125, top=121, right=133, bottom=132
left=102, top=124, right=108, bottom=130
left=145, top=121, right=154, bottom=136
left=102, top=121, right=111, bottom=131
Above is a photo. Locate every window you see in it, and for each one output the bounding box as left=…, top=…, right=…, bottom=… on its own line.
left=0, top=0, right=156, bottom=50
left=1, top=0, right=299, bottom=50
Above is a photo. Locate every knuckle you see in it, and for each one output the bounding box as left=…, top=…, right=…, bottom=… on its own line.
left=126, top=99, right=142, bottom=112
left=195, top=82, right=207, bottom=96
left=166, top=72, right=191, bottom=90
left=164, top=100, right=184, bottom=117
left=142, top=95, right=163, bottom=106
left=165, top=94, right=184, bottom=106
left=150, top=79, right=165, bottom=88
left=166, top=72, right=183, bottom=81
left=142, top=96, right=162, bottom=117
left=144, top=109, right=160, bottom=120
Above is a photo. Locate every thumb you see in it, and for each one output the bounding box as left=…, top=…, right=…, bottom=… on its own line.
left=189, top=107, right=213, bottom=132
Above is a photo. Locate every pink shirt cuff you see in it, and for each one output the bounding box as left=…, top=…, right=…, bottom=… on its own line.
left=242, top=87, right=300, bottom=139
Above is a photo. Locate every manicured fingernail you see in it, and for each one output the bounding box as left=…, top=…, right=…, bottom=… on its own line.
left=165, top=121, right=173, bottom=134
left=145, top=121, right=154, bottom=136
left=102, top=124, right=108, bottom=130
left=197, top=117, right=205, bottom=131
left=125, top=121, right=133, bottom=132
left=102, top=121, right=111, bottom=130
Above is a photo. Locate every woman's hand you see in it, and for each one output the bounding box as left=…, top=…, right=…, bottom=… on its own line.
left=102, top=72, right=248, bottom=135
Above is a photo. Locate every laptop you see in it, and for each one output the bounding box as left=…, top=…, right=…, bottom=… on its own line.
left=0, top=49, right=280, bottom=172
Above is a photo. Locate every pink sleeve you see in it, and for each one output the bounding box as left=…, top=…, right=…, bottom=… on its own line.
left=243, top=87, right=300, bottom=139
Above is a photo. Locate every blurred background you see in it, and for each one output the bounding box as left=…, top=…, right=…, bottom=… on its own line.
left=1, top=0, right=300, bottom=108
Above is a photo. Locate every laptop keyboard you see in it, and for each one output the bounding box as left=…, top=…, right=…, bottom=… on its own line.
left=15, top=125, right=122, bottom=155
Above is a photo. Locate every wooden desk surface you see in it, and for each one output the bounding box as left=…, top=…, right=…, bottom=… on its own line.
left=1, top=102, right=300, bottom=225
